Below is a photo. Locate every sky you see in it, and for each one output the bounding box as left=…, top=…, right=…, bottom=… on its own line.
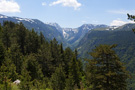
left=0, top=0, right=135, bottom=28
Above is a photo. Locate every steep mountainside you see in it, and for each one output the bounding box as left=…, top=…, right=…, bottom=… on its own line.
left=67, top=24, right=108, bottom=47
left=0, top=14, right=67, bottom=45
left=77, top=23, right=135, bottom=72
left=46, top=22, right=63, bottom=34
left=49, top=23, right=108, bottom=48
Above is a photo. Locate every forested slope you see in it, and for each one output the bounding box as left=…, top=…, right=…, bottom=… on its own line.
left=0, top=21, right=83, bottom=90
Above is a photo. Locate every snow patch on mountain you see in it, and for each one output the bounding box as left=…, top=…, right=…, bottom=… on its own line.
left=14, top=17, right=35, bottom=23
left=109, top=26, right=119, bottom=30
left=0, top=14, right=36, bottom=24
left=63, top=30, right=69, bottom=39
left=0, top=15, right=8, bottom=18
left=63, top=28, right=78, bottom=33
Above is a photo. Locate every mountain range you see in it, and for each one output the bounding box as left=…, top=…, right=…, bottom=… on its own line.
left=0, top=14, right=135, bottom=57
left=0, top=14, right=114, bottom=48
left=1, top=14, right=135, bottom=89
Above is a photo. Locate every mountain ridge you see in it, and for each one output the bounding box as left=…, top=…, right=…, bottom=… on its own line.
left=0, top=14, right=69, bottom=47
left=1, top=14, right=134, bottom=49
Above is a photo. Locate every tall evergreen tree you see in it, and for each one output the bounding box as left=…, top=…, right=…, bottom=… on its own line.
left=85, top=44, right=129, bottom=90
left=58, top=43, right=65, bottom=66
left=20, top=62, right=31, bottom=90
left=2, top=24, right=11, bottom=50
left=16, top=22, right=27, bottom=54
left=39, top=32, right=46, bottom=45
left=64, top=75, right=74, bottom=90
left=50, top=65, right=66, bottom=90
left=37, top=44, right=54, bottom=77
left=26, top=29, right=40, bottom=54
left=64, top=47, right=73, bottom=75
left=0, top=40, right=5, bottom=66
left=68, top=55, right=81, bottom=88
left=9, top=43, right=23, bottom=74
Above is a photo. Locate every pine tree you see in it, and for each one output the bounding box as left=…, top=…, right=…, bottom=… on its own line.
left=0, top=40, right=5, bottom=66
left=2, top=24, right=11, bottom=50
left=39, top=32, right=46, bottom=45
left=25, top=29, right=40, bottom=54
left=85, top=44, right=129, bottom=90
left=20, top=63, right=31, bottom=90
left=9, top=43, right=23, bottom=74
left=64, top=75, right=74, bottom=90
left=37, top=44, right=54, bottom=77
left=58, top=43, right=65, bottom=66
left=64, top=47, right=73, bottom=75
left=68, top=55, right=81, bottom=88
left=24, top=54, right=43, bottom=80
left=16, top=22, right=27, bottom=54
left=50, top=65, right=66, bottom=90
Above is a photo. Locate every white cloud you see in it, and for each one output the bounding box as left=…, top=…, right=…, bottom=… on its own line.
left=50, top=0, right=81, bottom=10
left=110, top=19, right=135, bottom=26
left=108, top=10, right=135, bottom=15
left=42, top=2, right=46, bottom=6
left=0, top=0, right=20, bottom=13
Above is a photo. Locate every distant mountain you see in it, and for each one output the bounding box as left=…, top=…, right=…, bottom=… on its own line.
left=2, top=14, right=133, bottom=51
left=61, top=24, right=108, bottom=48
left=48, top=23, right=109, bottom=47
left=46, top=22, right=63, bottom=34
left=0, top=14, right=67, bottom=46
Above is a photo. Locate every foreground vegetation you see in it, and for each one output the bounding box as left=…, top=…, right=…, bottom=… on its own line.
left=0, top=21, right=129, bottom=90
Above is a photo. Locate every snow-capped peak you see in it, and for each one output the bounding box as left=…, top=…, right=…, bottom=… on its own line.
left=0, top=14, right=8, bottom=18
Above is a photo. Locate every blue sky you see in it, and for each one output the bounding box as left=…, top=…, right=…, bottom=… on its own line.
left=0, top=0, right=135, bottom=28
